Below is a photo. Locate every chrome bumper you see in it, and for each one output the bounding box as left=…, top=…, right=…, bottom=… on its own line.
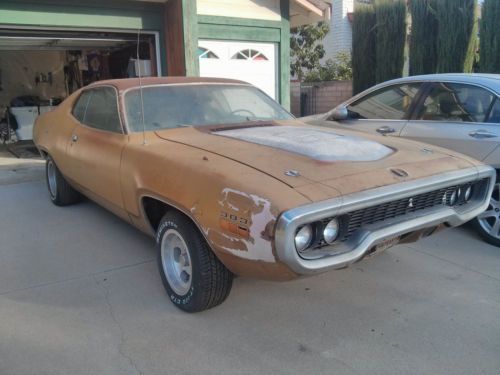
left=275, top=165, right=495, bottom=275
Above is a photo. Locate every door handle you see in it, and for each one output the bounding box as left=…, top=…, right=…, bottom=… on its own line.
left=468, top=130, right=497, bottom=139
left=72, top=134, right=78, bottom=142
left=376, top=126, right=396, bottom=135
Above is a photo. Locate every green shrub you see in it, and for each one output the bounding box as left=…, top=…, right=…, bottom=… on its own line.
left=304, top=51, right=353, bottom=82
left=374, top=0, right=407, bottom=83
left=352, top=4, right=377, bottom=94
left=409, top=0, right=438, bottom=75
left=479, top=0, right=500, bottom=73
left=436, top=0, right=478, bottom=73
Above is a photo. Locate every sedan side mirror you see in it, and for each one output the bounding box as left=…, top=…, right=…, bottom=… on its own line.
left=328, top=105, right=349, bottom=121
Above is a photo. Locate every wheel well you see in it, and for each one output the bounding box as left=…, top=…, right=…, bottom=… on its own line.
left=39, top=149, right=48, bottom=159
left=142, top=197, right=195, bottom=233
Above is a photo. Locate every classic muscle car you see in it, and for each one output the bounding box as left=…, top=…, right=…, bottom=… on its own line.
left=34, top=77, right=495, bottom=312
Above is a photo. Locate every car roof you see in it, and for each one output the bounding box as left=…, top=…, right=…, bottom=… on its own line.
left=378, top=73, right=500, bottom=94
left=86, top=76, right=249, bottom=92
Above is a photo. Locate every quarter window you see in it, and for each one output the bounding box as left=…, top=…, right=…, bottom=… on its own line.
left=82, top=88, right=122, bottom=133
left=72, top=91, right=92, bottom=122
left=417, top=83, right=495, bottom=123
left=347, top=83, right=421, bottom=120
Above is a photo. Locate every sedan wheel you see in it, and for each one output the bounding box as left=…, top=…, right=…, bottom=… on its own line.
left=474, top=182, right=500, bottom=247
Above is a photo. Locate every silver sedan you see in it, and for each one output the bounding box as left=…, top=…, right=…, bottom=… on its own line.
left=303, top=73, right=500, bottom=246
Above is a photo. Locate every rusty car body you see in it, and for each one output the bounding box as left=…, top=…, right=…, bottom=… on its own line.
left=34, top=77, right=495, bottom=312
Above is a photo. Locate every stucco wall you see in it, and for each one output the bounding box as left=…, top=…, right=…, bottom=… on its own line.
left=197, top=0, right=281, bottom=21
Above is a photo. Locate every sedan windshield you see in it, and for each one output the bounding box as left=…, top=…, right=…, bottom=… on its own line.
left=124, top=84, right=293, bottom=131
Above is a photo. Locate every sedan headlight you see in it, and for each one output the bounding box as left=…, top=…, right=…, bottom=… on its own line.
left=323, top=218, right=340, bottom=244
left=295, top=225, right=313, bottom=253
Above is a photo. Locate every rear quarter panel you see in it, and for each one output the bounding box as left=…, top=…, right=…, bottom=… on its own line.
left=33, top=91, right=81, bottom=173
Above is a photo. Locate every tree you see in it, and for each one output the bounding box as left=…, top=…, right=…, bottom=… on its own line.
left=479, top=0, right=500, bottom=73
left=290, top=22, right=330, bottom=81
left=352, top=4, right=377, bottom=94
left=436, top=0, right=478, bottom=73
left=374, top=0, right=407, bottom=83
left=409, top=0, right=438, bottom=75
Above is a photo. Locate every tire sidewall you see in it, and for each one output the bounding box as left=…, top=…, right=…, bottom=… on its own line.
left=156, top=217, right=200, bottom=310
left=45, top=157, right=58, bottom=203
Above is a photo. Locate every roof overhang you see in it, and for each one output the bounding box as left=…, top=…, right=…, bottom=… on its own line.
left=129, top=0, right=331, bottom=28
left=290, top=0, right=331, bottom=27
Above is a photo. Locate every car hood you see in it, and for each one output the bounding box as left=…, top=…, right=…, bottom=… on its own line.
left=155, top=121, right=478, bottom=200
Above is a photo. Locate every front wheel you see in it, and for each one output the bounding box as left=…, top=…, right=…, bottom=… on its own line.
left=156, top=212, right=233, bottom=312
left=473, top=182, right=500, bottom=247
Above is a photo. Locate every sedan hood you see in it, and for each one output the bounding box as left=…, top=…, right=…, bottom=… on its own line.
left=155, top=121, right=477, bottom=199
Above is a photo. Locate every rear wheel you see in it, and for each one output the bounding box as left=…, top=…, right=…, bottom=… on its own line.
left=473, top=182, right=500, bottom=247
left=156, top=212, right=233, bottom=312
left=45, top=156, right=81, bottom=206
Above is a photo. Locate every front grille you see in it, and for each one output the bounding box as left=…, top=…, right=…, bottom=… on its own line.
left=341, top=178, right=488, bottom=241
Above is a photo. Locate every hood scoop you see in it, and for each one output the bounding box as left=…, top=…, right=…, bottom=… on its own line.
left=214, top=125, right=394, bottom=162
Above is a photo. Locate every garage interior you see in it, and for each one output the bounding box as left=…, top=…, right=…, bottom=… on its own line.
left=0, top=28, right=159, bottom=145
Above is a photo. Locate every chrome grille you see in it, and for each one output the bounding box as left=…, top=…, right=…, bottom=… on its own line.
left=342, top=178, right=488, bottom=241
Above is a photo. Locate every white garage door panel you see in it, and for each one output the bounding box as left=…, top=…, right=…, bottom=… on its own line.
left=198, top=40, right=277, bottom=99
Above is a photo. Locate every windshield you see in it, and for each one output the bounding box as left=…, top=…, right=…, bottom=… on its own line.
left=124, top=84, right=293, bottom=131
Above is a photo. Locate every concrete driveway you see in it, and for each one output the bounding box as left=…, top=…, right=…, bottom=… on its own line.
left=1, top=161, right=499, bottom=375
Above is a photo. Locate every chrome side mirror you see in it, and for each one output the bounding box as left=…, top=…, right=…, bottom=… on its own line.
left=328, top=105, right=349, bottom=121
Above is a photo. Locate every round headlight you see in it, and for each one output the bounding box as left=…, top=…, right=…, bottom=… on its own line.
left=323, top=218, right=340, bottom=244
left=464, top=185, right=472, bottom=201
left=295, top=225, right=313, bottom=253
left=450, top=188, right=460, bottom=206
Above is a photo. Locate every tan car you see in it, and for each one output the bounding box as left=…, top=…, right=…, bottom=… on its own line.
left=34, top=77, right=494, bottom=312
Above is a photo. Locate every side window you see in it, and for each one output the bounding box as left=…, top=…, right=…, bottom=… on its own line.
left=418, top=83, right=495, bottom=123
left=82, top=87, right=122, bottom=133
left=72, top=91, right=92, bottom=122
left=347, top=83, right=421, bottom=120
left=487, top=99, right=500, bottom=124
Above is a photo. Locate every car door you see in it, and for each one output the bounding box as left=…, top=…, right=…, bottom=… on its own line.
left=332, top=82, right=423, bottom=136
left=401, top=82, right=500, bottom=162
left=67, top=86, right=128, bottom=216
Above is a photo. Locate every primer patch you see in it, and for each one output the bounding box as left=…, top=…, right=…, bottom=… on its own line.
left=216, top=126, right=394, bottom=162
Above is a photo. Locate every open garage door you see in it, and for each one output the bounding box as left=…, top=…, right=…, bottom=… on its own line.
left=0, top=28, right=160, bottom=141
left=198, top=40, right=278, bottom=100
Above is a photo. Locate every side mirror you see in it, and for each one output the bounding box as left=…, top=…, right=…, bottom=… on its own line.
left=328, top=105, right=349, bottom=121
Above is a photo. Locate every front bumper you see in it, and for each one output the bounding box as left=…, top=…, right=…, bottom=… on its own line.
left=275, top=165, right=495, bottom=275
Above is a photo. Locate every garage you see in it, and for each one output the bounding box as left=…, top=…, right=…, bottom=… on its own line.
left=198, top=40, right=278, bottom=99
left=0, top=28, right=160, bottom=142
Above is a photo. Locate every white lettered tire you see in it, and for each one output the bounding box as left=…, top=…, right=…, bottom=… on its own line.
left=156, top=212, right=233, bottom=312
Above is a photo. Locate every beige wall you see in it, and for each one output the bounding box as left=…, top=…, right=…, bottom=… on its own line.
left=0, top=51, right=67, bottom=112
left=197, top=0, right=281, bottom=21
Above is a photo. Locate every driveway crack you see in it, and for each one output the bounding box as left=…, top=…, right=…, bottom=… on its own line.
left=93, top=275, right=143, bottom=375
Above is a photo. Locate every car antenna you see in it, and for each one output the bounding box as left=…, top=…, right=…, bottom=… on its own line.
left=137, top=28, right=147, bottom=145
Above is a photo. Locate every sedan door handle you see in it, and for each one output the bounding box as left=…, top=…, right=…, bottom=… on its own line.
left=468, top=130, right=497, bottom=139
left=376, top=126, right=396, bottom=135
left=72, top=134, right=78, bottom=142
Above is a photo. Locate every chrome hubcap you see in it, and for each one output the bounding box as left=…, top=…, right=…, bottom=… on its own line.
left=161, top=229, right=192, bottom=296
left=47, top=160, right=57, bottom=199
left=478, top=183, right=500, bottom=239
